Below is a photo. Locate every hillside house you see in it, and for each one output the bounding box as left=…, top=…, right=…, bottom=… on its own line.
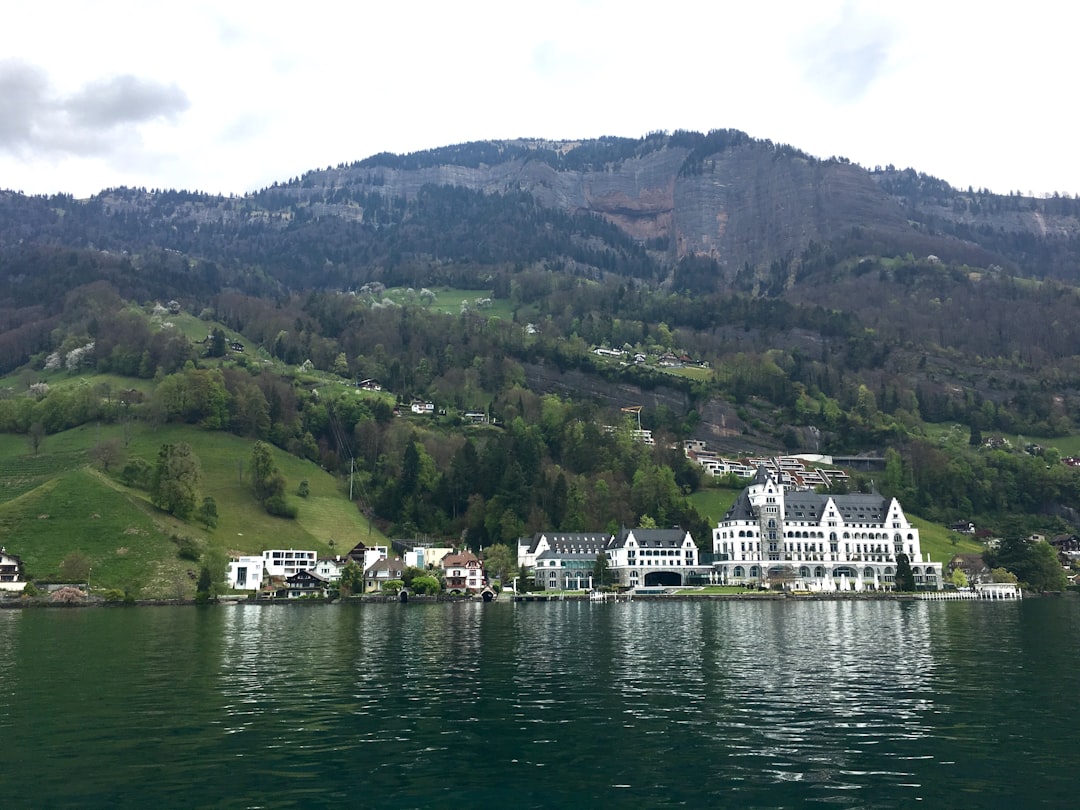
left=0, top=548, right=26, bottom=592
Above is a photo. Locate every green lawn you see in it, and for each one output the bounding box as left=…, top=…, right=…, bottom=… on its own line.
left=688, top=486, right=740, bottom=526
left=910, top=515, right=983, bottom=563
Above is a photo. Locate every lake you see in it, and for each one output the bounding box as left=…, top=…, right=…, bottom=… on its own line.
left=1, top=597, right=1078, bottom=808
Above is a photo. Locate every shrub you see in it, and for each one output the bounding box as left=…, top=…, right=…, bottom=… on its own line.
left=264, top=494, right=298, bottom=519
left=175, top=535, right=200, bottom=561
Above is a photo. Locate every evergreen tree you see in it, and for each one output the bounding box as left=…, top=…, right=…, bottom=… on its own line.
left=894, top=552, right=916, bottom=592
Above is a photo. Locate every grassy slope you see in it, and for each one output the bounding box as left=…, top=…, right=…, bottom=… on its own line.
left=0, top=421, right=386, bottom=596
left=0, top=467, right=191, bottom=596
left=688, top=486, right=740, bottom=528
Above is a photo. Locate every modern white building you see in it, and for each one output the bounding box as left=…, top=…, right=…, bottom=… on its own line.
left=712, top=468, right=942, bottom=591
left=227, top=549, right=318, bottom=591
left=226, top=556, right=265, bottom=591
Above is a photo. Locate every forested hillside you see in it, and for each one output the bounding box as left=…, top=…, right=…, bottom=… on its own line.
left=2, top=128, right=1080, bottom=594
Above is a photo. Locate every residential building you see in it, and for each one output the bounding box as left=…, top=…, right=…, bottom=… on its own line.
left=261, top=549, right=318, bottom=579
left=712, top=467, right=942, bottom=591
left=442, top=550, right=486, bottom=593
left=277, top=570, right=329, bottom=599
left=226, top=555, right=265, bottom=590
left=227, top=549, right=318, bottom=591
left=314, top=556, right=346, bottom=583
left=0, top=547, right=26, bottom=592
left=364, top=557, right=405, bottom=592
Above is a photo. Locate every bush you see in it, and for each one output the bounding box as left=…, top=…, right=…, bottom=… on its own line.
left=297, top=479, right=310, bottom=498
left=103, top=588, right=126, bottom=603
left=175, top=535, right=200, bottom=561
left=264, top=494, right=298, bottom=519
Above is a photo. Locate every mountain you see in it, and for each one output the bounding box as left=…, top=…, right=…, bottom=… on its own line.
left=4, top=129, right=1080, bottom=297
left=3, top=129, right=1080, bottom=595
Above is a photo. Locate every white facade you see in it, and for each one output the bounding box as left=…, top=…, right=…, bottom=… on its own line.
left=313, top=557, right=346, bottom=582
left=0, top=548, right=26, bottom=592
left=607, top=528, right=700, bottom=589
left=712, top=468, right=942, bottom=591
left=262, top=549, right=317, bottom=578
left=227, top=556, right=265, bottom=590
left=227, top=549, right=318, bottom=591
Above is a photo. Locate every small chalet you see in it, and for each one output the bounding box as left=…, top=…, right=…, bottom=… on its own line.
left=0, top=547, right=26, bottom=592
left=441, top=550, right=486, bottom=594
left=410, top=401, right=435, bottom=415
left=276, top=569, right=328, bottom=599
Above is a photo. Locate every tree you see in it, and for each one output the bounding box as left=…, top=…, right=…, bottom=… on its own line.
left=250, top=440, right=289, bottom=515
left=209, top=327, right=226, bottom=357
left=151, top=443, right=202, bottom=519
left=949, top=567, right=969, bottom=588
left=481, top=543, right=515, bottom=583
left=90, top=437, right=125, bottom=472
left=593, top=551, right=610, bottom=589
left=28, top=421, right=45, bottom=455
left=894, top=552, right=916, bottom=591
left=411, top=575, right=441, bottom=595
left=59, top=551, right=91, bottom=583
left=195, top=566, right=213, bottom=602
left=340, top=561, right=364, bottom=597
left=198, top=496, right=219, bottom=529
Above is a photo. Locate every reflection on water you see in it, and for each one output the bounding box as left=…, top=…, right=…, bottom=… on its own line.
left=1, top=599, right=1077, bottom=808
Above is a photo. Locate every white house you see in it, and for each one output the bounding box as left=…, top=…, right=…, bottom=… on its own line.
left=0, top=547, right=26, bottom=592
left=226, top=555, right=265, bottom=590
left=441, top=550, right=486, bottom=594
left=227, top=549, right=318, bottom=591
left=712, top=467, right=942, bottom=591
left=313, top=556, right=346, bottom=583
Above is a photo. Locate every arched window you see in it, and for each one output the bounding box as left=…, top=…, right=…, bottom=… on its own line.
left=734, top=566, right=745, bottom=577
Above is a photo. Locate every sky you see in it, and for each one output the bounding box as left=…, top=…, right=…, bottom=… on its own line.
left=0, top=0, right=1075, bottom=199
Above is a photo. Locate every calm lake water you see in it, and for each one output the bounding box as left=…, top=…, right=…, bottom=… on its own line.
left=1, top=598, right=1078, bottom=809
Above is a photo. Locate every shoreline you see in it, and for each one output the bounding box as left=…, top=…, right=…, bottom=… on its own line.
left=2, top=590, right=1056, bottom=609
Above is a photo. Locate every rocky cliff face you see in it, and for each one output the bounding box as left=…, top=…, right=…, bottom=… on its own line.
left=6, top=130, right=1080, bottom=286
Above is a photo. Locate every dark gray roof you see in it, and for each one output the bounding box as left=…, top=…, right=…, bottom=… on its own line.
left=526, top=532, right=610, bottom=554
left=784, top=491, right=887, bottom=523
left=610, top=528, right=688, bottom=549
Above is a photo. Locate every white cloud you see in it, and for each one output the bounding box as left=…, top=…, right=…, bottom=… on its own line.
left=0, top=1, right=1076, bottom=197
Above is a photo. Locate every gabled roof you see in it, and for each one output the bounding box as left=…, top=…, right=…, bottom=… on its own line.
left=365, top=557, right=404, bottom=576
left=442, top=550, right=481, bottom=568
left=286, top=570, right=328, bottom=584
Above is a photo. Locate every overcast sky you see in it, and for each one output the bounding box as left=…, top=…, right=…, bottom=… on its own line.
left=0, top=0, right=1074, bottom=199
